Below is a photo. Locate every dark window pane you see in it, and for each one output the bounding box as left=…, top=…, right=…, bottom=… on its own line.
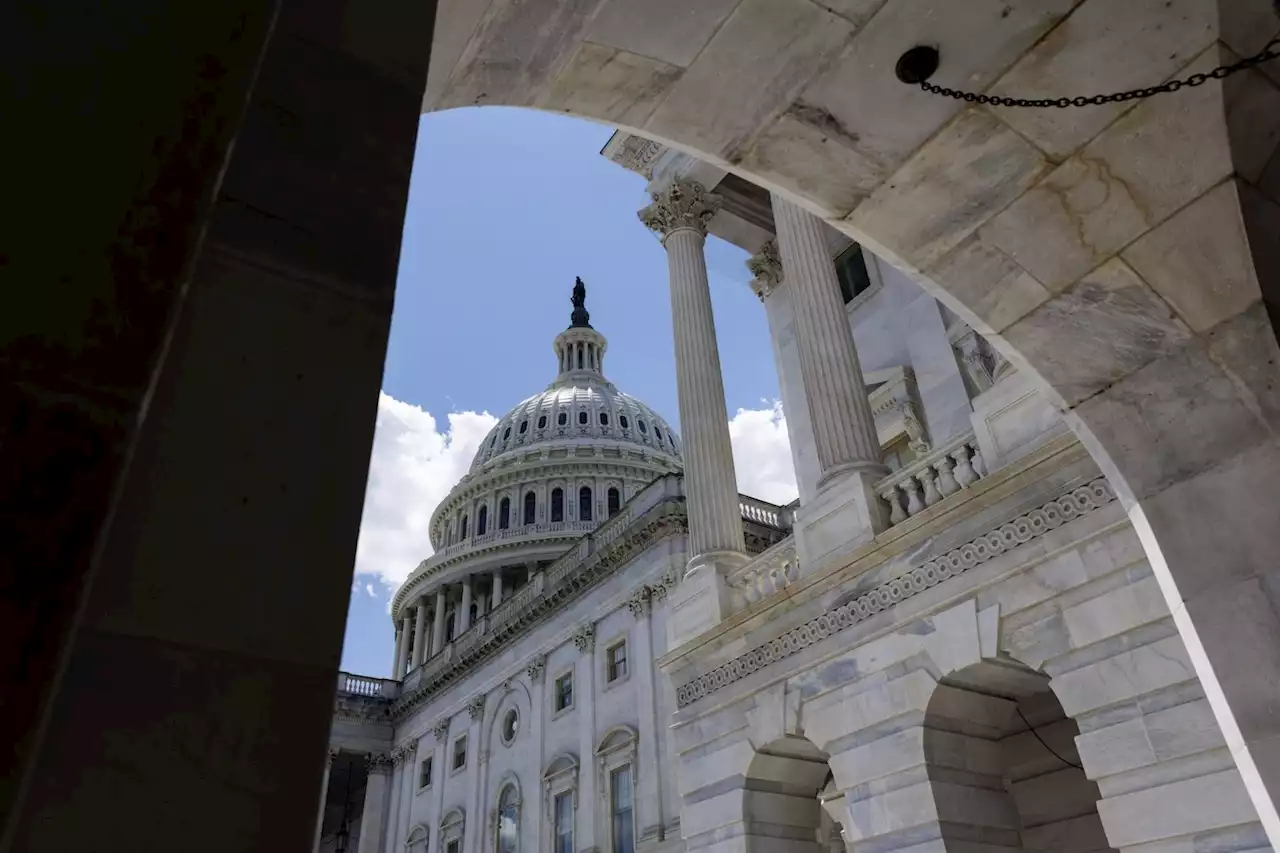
left=524, top=491, right=536, bottom=525
left=499, top=498, right=510, bottom=530
left=579, top=487, right=592, bottom=522
left=607, top=488, right=620, bottom=518
left=551, top=488, right=564, bottom=522
left=834, top=244, right=872, bottom=305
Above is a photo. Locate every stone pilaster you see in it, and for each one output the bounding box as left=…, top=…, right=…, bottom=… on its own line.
left=410, top=601, right=428, bottom=669
left=771, top=194, right=889, bottom=570
left=639, top=180, right=747, bottom=644
left=632, top=595, right=663, bottom=843
left=357, top=754, right=393, bottom=853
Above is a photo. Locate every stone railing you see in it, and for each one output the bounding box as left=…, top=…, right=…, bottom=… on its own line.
left=877, top=431, right=987, bottom=526
left=337, top=672, right=399, bottom=699
left=434, top=520, right=596, bottom=562
left=726, top=536, right=798, bottom=612
left=740, top=495, right=792, bottom=530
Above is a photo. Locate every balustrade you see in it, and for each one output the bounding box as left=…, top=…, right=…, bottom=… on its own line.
left=726, top=536, right=798, bottom=612
left=739, top=496, right=792, bottom=530
left=876, top=432, right=987, bottom=526
left=337, top=672, right=398, bottom=699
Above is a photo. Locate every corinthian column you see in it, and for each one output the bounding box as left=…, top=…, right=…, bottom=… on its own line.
left=410, top=600, right=428, bottom=669
left=640, top=181, right=746, bottom=643
left=769, top=194, right=889, bottom=566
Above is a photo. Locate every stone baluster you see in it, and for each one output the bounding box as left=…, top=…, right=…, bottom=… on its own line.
left=920, top=471, right=942, bottom=507
left=903, top=479, right=924, bottom=515
left=640, top=181, right=747, bottom=621
left=951, top=445, right=977, bottom=487
left=881, top=486, right=907, bottom=526
left=934, top=456, right=959, bottom=497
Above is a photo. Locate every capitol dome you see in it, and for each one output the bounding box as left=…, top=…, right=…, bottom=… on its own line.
left=391, top=279, right=683, bottom=622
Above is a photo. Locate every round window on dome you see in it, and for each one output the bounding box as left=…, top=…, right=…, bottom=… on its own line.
left=501, top=708, right=519, bottom=745
left=599, top=412, right=609, bottom=426
left=654, top=425, right=663, bottom=440
left=519, top=419, right=528, bottom=434
left=537, top=415, right=547, bottom=430
left=502, top=426, right=511, bottom=441
left=638, top=419, right=647, bottom=434
left=619, top=415, right=629, bottom=429
left=578, top=411, right=588, bottom=425
left=558, top=412, right=568, bottom=426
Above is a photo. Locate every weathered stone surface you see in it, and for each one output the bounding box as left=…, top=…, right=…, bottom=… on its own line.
left=1052, top=635, right=1197, bottom=717
left=583, top=0, right=739, bottom=68
left=847, top=110, right=1048, bottom=269
left=540, top=42, right=682, bottom=127
left=1096, top=770, right=1259, bottom=848
left=1121, top=180, right=1264, bottom=333
left=811, top=0, right=887, bottom=28
left=644, top=0, right=853, bottom=164
left=797, top=0, right=1072, bottom=185
left=923, top=235, right=1051, bottom=335
left=988, top=0, right=1217, bottom=159
left=1224, top=65, right=1280, bottom=184
left=1003, top=259, right=1192, bottom=409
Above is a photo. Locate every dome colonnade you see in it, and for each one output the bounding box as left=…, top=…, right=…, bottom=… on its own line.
left=390, top=283, right=682, bottom=680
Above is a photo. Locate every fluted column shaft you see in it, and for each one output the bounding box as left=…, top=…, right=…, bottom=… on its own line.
left=771, top=194, right=886, bottom=482
left=431, top=588, right=446, bottom=651
left=459, top=578, right=473, bottom=633
left=410, top=600, right=428, bottom=668
left=640, top=181, right=745, bottom=563
left=391, top=624, right=406, bottom=680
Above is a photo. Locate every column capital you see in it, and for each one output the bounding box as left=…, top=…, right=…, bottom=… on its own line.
left=746, top=239, right=783, bottom=301
left=432, top=719, right=450, bottom=740
left=526, top=654, right=547, bottom=682
left=638, top=181, right=722, bottom=241
left=467, top=693, right=486, bottom=721
left=626, top=586, right=652, bottom=619
left=572, top=622, right=595, bottom=653
left=365, top=752, right=393, bottom=775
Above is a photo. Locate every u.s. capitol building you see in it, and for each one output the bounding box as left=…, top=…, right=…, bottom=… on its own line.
left=318, top=136, right=1269, bottom=853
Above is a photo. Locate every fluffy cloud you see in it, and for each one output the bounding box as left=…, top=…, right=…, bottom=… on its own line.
left=353, top=393, right=497, bottom=590
left=728, top=401, right=798, bottom=505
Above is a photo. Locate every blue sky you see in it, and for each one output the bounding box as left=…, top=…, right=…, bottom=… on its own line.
left=341, top=108, right=797, bottom=677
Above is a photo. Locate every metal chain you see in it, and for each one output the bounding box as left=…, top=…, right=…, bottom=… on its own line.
left=920, top=35, right=1280, bottom=108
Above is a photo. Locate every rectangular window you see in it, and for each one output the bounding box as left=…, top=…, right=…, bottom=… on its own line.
left=554, top=672, right=573, bottom=712
left=554, top=791, right=574, bottom=853
left=833, top=244, right=872, bottom=305
left=447, top=840, right=460, bottom=853
left=419, top=756, right=433, bottom=788
left=452, top=736, right=467, bottom=771
left=611, top=766, right=634, bottom=853
left=606, top=641, right=627, bottom=683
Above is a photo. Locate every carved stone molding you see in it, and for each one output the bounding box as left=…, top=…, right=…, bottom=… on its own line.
left=326, top=748, right=340, bottom=765
left=899, top=400, right=931, bottom=454
left=432, top=720, right=450, bottom=740
left=649, top=570, right=679, bottom=602
left=746, top=240, right=783, bottom=301
left=607, top=135, right=666, bottom=179
left=366, top=753, right=393, bottom=775
left=638, top=181, right=722, bottom=240
left=676, top=478, right=1116, bottom=708
left=626, top=586, right=651, bottom=619
left=572, top=623, right=595, bottom=653
left=526, top=655, right=547, bottom=682
left=467, top=694, right=486, bottom=721
left=391, top=743, right=417, bottom=766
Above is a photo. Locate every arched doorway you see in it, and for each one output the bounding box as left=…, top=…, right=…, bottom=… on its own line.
left=7, top=2, right=1280, bottom=851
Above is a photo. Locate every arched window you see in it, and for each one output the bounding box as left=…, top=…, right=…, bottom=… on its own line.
left=654, top=426, right=662, bottom=440
left=579, top=487, right=593, bottom=522
left=496, top=784, right=519, bottom=853
left=607, top=488, right=620, bottom=518
left=599, top=412, right=609, bottom=426
left=489, top=434, right=497, bottom=449
left=637, top=419, right=647, bottom=434
left=460, top=514, right=469, bottom=540
left=499, top=497, right=510, bottom=530
left=524, top=491, right=536, bottom=525
left=551, top=488, right=564, bottom=523
left=519, top=419, right=528, bottom=434
left=477, top=505, right=488, bottom=536
left=578, top=411, right=588, bottom=425
left=538, top=415, right=547, bottom=430
left=558, top=412, right=567, bottom=426
left=502, top=426, right=511, bottom=441
left=619, top=415, right=629, bottom=429
left=406, top=825, right=429, bottom=853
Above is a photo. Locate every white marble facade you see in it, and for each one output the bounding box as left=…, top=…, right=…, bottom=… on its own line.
left=324, top=139, right=1273, bottom=853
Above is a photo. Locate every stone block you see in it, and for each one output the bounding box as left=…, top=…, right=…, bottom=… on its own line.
left=1008, top=767, right=1104, bottom=828
left=793, top=469, right=882, bottom=574
left=643, top=0, right=853, bottom=163
left=969, top=370, right=1068, bottom=473
left=583, top=0, right=740, bottom=68
left=666, top=564, right=730, bottom=650
left=843, top=780, right=942, bottom=842
left=1052, top=636, right=1197, bottom=718
left=1003, top=259, right=1192, bottom=408
left=923, top=728, right=1006, bottom=777
left=540, top=43, right=682, bottom=128
left=993, top=548, right=1093, bottom=616
left=1144, top=699, right=1226, bottom=765
left=1121, top=181, right=1264, bottom=333
left=1020, top=812, right=1112, bottom=853
left=847, top=110, right=1048, bottom=269
left=924, top=235, right=1051, bottom=336
left=1095, top=769, right=1260, bottom=848
left=1224, top=65, right=1280, bottom=184
left=921, top=600, right=982, bottom=679
left=930, top=779, right=1020, bottom=829
left=829, top=727, right=927, bottom=788
left=1075, top=716, right=1158, bottom=780
left=1062, top=576, right=1168, bottom=650
left=987, top=0, right=1216, bottom=159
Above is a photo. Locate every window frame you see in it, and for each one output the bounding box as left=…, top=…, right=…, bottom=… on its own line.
left=523, top=491, right=537, bottom=525
left=477, top=504, right=488, bottom=536
left=451, top=735, right=468, bottom=774
left=550, top=488, right=564, bottom=523
left=609, top=764, right=635, bottom=853
left=494, top=780, right=522, bottom=853
left=594, top=728, right=639, bottom=853
left=578, top=486, right=593, bottom=522
left=500, top=707, right=519, bottom=746
left=542, top=754, right=579, bottom=853
left=607, top=487, right=620, bottom=518
left=418, top=754, right=434, bottom=791
left=499, top=497, right=510, bottom=530
left=605, top=638, right=628, bottom=686
left=552, top=669, right=574, bottom=717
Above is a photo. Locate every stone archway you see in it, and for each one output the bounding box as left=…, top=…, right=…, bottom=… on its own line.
left=6, top=2, right=1280, bottom=851
left=420, top=0, right=1280, bottom=837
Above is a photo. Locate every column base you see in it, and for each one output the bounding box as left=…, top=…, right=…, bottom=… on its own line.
left=667, top=550, right=750, bottom=648
left=795, top=469, right=887, bottom=577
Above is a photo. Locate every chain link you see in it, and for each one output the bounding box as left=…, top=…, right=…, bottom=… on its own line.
left=919, top=36, right=1280, bottom=108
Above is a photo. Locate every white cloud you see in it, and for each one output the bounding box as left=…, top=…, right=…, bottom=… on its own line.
left=365, top=584, right=376, bottom=598
left=728, top=401, right=798, bottom=505
left=354, top=392, right=498, bottom=590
